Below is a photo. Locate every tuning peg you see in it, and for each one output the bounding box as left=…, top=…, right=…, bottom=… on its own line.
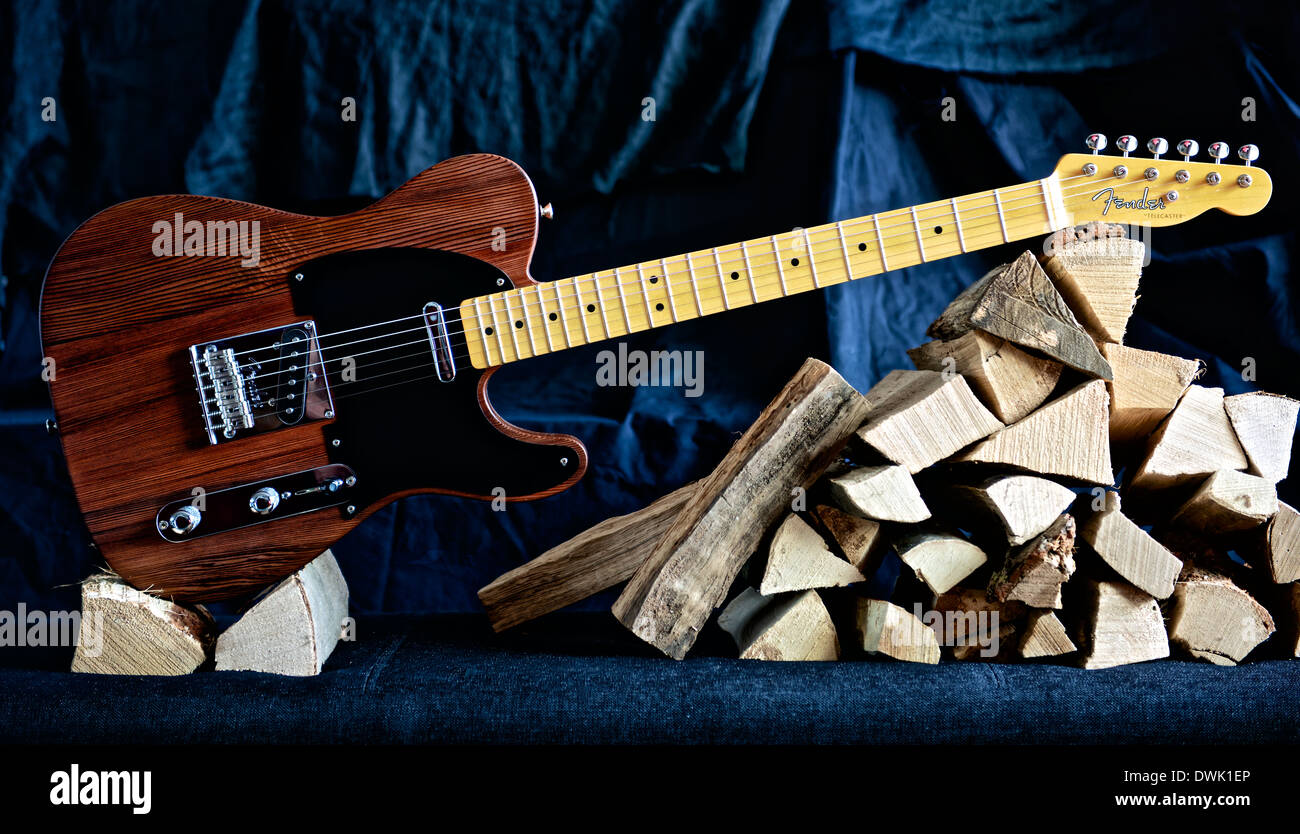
left=1208, top=141, right=1230, bottom=161
left=1085, top=133, right=1107, bottom=154
left=1238, top=144, right=1259, bottom=166
left=1147, top=138, right=1169, bottom=159
left=1176, top=139, right=1199, bottom=161
left=1115, top=135, right=1138, bottom=157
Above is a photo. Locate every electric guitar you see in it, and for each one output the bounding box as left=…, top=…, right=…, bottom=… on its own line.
left=39, top=135, right=1272, bottom=601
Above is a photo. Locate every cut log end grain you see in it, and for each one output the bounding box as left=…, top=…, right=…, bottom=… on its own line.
left=1077, top=580, right=1170, bottom=670
left=855, top=369, right=1003, bottom=473
left=909, top=331, right=1063, bottom=425
left=1079, top=492, right=1183, bottom=599
left=1223, top=392, right=1300, bottom=484
left=1170, top=469, right=1278, bottom=535
left=927, top=250, right=1113, bottom=380
left=1101, top=343, right=1201, bottom=446
left=1040, top=235, right=1145, bottom=344
left=855, top=598, right=940, bottom=664
left=829, top=464, right=931, bottom=523
left=1130, top=385, right=1249, bottom=492
left=953, top=379, right=1114, bottom=486
left=811, top=503, right=886, bottom=574
left=894, top=528, right=987, bottom=596
left=932, top=588, right=1026, bottom=660
left=1288, top=584, right=1300, bottom=658
left=1169, top=567, right=1275, bottom=665
left=1263, top=502, right=1300, bottom=584
left=1018, top=610, right=1077, bottom=659
left=71, top=573, right=214, bottom=676
left=948, top=474, right=1077, bottom=546
left=760, top=514, right=865, bottom=595
left=719, top=588, right=840, bottom=661
left=988, top=514, right=1077, bottom=609
left=214, top=550, right=350, bottom=676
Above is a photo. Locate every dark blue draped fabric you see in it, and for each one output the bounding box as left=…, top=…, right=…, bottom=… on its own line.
left=1, top=0, right=1297, bottom=620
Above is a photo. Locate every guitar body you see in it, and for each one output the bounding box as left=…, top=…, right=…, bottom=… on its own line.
left=40, top=154, right=587, bottom=601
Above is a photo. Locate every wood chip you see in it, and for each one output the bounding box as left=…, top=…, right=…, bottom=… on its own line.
left=1018, top=610, right=1077, bottom=659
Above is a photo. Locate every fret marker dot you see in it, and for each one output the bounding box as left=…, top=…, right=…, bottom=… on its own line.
left=655, top=303, right=664, bottom=312
left=548, top=312, right=557, bottom=321
left=649, top=276, right=658, bottom=284
left=484, top=327, right=493, bottom=335
left=791, top=258, right=800, bottom=267
left=858, top=242, right=866, bottom=251
left=586, top=303, right=596, bottom=313
left=730, top=271, right=739, bottom=280
left=934, top=225, right=943, bottom=234
left=514, top=320, right=523, bottom=329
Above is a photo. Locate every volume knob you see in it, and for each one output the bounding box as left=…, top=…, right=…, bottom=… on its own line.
left=249, top=487, right=281, bottom=515
left=168, top=505, right=202, bottom=536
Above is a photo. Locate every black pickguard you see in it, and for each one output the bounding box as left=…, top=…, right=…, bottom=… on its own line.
left=289, top=248, right=582, bottom=513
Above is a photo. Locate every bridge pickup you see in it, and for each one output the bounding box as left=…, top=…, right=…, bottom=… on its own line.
left=422, top=302, right=456, bottom=382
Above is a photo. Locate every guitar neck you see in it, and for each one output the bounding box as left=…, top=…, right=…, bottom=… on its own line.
left=460, top=176, right=1070, bottom=368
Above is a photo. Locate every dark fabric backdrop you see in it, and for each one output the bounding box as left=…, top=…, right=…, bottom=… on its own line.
left=1, top=0, right=1297, bottom=615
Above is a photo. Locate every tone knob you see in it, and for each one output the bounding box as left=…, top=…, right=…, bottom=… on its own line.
left=168, top=505, right=202, bottom=536
left=1147, top=137, right=1168, bottom=159
left=1085, top=133, right=1107, bottom=154
left=1176, top=139, right=1199, bottom=161
left=1115, top=135, right=1138, bottom=156
left=249, top=486, right=281, bottom=515
left=539, top=202, right=554, bottom=219
left=1207, top=141, right=1230, bottom=161
left=1238, top=144, right=1260, bottom=166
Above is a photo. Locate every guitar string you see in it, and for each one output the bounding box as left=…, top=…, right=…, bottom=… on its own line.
left=197, top=172, right=1151, bottom=415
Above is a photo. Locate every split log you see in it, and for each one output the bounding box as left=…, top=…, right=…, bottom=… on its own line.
left=987, top=514, right=1077, bottom=609
left=1079, top=492, right=1182, bottom=599
left=927, top=250, right=1112, bottom=380
left=1100, top=343, right=1201, bottom=445
left=1168, top=566, right=1275, bottom=665
left=931, top=588, right=1025, bottom=660
left=1261, top=502, right=1300, bottom=584
left=828, top=464, right=930, bottom=523
left=855, top=598, right=940, bottom=664
left=613, top=358, right=872, bottom=660
left=894, top=528, right=987, bottom=595
left=811, top=503, right=886, bottom=574
left=1076, top=579, right=1170, bottom=669
left=951, top=622, right=1018, bottom=661
left=718, top=588, right=840, bottom=661
left=1018, top=610, right=1077, bottom=659
left=952, top=380, right=1114, bottom=486
left=947, top=474, right=1076, bottom=545
left=1040, top=235, right=1145, bottom=344
left=71, top=574, right=214, bottom=675
left=908, top=331, right=1062, bottom=424
left=853, top=369, right=1002, bottom=472
left=478, top=481, right=697, bottom=631
left=215, top=550, right=349, bottom=676
left=1223, top=392, right=1299, bottom=483
left=1287, top=584, right=1300, bottom=658
left=1130, top=386, right=1249, bottom=491
left=1169, top=469, right=1278, bottom=535
left=760, top=514, right=865, bottom=594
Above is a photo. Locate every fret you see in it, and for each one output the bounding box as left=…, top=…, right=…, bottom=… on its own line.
left=501, top=291, right=526, bottom=359
left=552, top=281, right=572, bottom=348
left=801, top=228, right=819, bottom=288
left=522, top=289, right=541, bottom=356
left=534, top=285, right=554, bottom=354
left=571, top=276, right=592, bottom=344
left=872, top=214, right=888, bottom=270
left=834, top=221, right=854, bottom=282
left=635, top=262, right=655, bottom=327
left=739, top=240, right=759, bottom=302
left=950, top=197, right=967, bottom=253
left=486, top=294, right=509, bottom=362
left=1040, top=177, right=1066, bottom=230
left=712, top=247, right=731, bottom=310
left=909, top=206, right=927, bottom=263
left=992, top=188, right=1010, bottom=243
left=769, top=236, right=789, bottom=296
left=659, top=258, right=680, bottom=322
left=684, top=252, right=705, bottom=316
left=612, top=267, right=634, bottom=333
left=591, top=274, right=612, bottom=338
left=473, top=297, right=496, bottom=365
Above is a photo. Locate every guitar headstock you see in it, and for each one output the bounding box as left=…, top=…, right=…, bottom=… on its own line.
left=1053, top=134, right=1272, bottom=227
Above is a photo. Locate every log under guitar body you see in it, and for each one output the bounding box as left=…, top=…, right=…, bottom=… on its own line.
left=40, top=155, right=587, bottom=601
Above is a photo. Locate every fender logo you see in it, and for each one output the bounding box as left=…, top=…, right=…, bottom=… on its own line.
left=1092, top=186, right=1165, bottom=215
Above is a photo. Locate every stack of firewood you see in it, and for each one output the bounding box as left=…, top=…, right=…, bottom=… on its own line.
left=480, top=223, right=1300, bottom=669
